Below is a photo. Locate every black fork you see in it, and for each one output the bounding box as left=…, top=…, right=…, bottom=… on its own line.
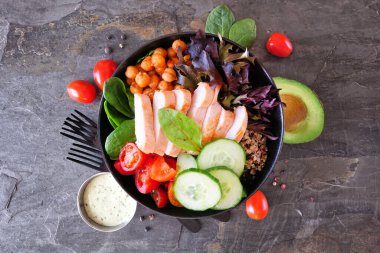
left=61, top=110, right=104, bottom=171
left=60, top=110, right=98, bottom=145
left=67, top=143, right=104, bottom=171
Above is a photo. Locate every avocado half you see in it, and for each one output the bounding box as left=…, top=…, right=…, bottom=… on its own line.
left=273, top=77, right=324, bottom=144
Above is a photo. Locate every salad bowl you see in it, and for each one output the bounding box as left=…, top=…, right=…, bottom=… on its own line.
left=98, top=32, right=284, bottom=219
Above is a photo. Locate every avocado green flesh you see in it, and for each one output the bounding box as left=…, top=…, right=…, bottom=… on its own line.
left=273, top=77, right=324, bottom=144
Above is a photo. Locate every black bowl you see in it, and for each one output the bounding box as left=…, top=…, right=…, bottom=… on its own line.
left=98, top=32, right=284, bottom=218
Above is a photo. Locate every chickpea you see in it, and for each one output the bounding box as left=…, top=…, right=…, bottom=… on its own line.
left=162, top=68, right=177, bottom=82
left=130, top=83, right=143, bottom=94
left=172, top=39, right=187, bottom=53
left=140, top=56, right=154, bottom=71
left=135, top=72, right=151, bottom=88
left=167, top=59, right=174, bottom=68
left=152, top=54, right=166, bottom=68
left=155, top=66, right=166, bottom=75
left=149, top=74, right=160, bottom=89
left=167, top=47, right=176, bottom=58
left=125, top=66, right=139, bottom=79
left=143, top=87, right=155, bottom=100
left=153, top=48, right=167, bottom=57
left=167, top=57, right=179, bottom=68
left=183, top=54, right=191, bottom=63
left=148, top=70, right=157, bottom=76
left=158, top=80, right=173, bottom=91
left=174, top=84, right=184, bottom=90
left=127, top=78, right=134, bottom=85
left=136, top=63, right=144, bottom=72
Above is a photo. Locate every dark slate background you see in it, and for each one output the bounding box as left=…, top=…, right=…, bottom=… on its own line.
left=0, top=0, right=379, bottom=252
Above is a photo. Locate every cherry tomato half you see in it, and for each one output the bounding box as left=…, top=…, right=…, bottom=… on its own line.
left=246, top=190, right=269, bottom=220
left=151, top=188, right=168, bottom=208
left=168, top=181, right=183, bottom=207
left=67, top=80, right=97, bottom=104
left=135, top=158, right=160, bottom=194
left=266, top=32, right=293, bottom=58
left=149, top=156, right=177, bottom=182
left=118, top=143, right=146, bottom=175
left=93, top=59, right=118, bottom=90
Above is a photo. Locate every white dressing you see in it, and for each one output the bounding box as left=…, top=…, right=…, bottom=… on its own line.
left=83, top=174, right=135, bottom=227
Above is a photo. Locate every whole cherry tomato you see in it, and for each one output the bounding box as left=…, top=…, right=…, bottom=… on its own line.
left=118, top=143, right=146, bottom=175
left=266, top=32, right=293, bottom=57
left=151, top=187, right=169, bottom=208
left=93, top=59, right=118, bottom=90
left=246, top=190, right=269, bottom=220
left=67, top=80, right=97, bottom=104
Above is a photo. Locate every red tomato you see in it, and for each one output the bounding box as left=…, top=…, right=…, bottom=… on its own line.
left=168, top=181, right=183, bottom=207
left=118, top=143, right=146, bottom=175
left=67, top=80, right=97, bottom=104
left=135, top=159, right=160, bottom=194
left=93, top=59, right=118, bottom=90
left=266, top=33, right=293, bottom=57
left=149, top=156, right=177, bottom=182
left=246, top=190, right=269, bottom=220
left=151, top=188, right=168, bottom=208
left=114, top=159, right=135, bottom=175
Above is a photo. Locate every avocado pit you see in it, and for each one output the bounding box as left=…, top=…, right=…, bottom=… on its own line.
left=282, top=94, right=307, bottom=132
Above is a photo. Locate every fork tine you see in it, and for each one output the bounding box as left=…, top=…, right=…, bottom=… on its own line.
left=69, top=113, right=97, bottom=132
left=60, top=132, right=92, bottom=145
left=61, top=129, right=93, bottom=143
left=72, top=143, right=101, bottom=153
left=69, top=148, right=103, bottom=160
left=74, top=110, right=97, bottom=128
left=67, top=157, right=104, bottom=171
left=62, top=124, right=94, bottom=139
left=64, top=119, right=97, bottom=135
left=68, top=152, right=103, bottom=164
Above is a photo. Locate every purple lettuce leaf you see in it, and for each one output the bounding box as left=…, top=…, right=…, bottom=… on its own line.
left=192, top=50, right=224, bottom=86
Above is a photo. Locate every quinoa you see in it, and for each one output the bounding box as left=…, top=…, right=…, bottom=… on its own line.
left=240, top=130, right=268, bottom=175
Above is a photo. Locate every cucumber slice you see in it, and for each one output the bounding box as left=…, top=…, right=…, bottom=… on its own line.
left=173, top=169, right=221, bottom=211
left=177, top=153, right=197, bottom=173
left=207, top=167, right=244, bottom=210
left=197, top=138, right=246, bottom=176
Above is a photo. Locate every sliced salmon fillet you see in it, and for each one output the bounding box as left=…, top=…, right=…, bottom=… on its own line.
left=134, top=94, right=156, bottom=154
left=225, top=106, right=248, bottom=142
left=165, top=89, right=192, bottom=157
left=213, top=109, right=235, bottom=140
left=153, top=91, right=176, bottom=156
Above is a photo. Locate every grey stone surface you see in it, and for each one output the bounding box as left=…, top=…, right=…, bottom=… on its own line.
left=0, top=0, right=379, bottom=252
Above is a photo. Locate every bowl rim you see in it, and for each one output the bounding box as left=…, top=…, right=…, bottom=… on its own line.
left=97, top=31, right=284, bottom=219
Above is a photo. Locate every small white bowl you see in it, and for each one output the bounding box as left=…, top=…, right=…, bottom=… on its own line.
left=77, top=172, right=137, bottom=232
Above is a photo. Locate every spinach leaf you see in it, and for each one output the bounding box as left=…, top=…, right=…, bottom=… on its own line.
left=104, top=77, right=134, bottom=118
left=104, top=101, right=128, bottom=129
left=158, top=108, right=202, bottom=153
left=229, top=18, right=256, bottom=48
left=125, top=87, right=135, bottom=114
left=205, top=4, right=235, bottom=37
left=105, top=119, right=136, bottom=160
